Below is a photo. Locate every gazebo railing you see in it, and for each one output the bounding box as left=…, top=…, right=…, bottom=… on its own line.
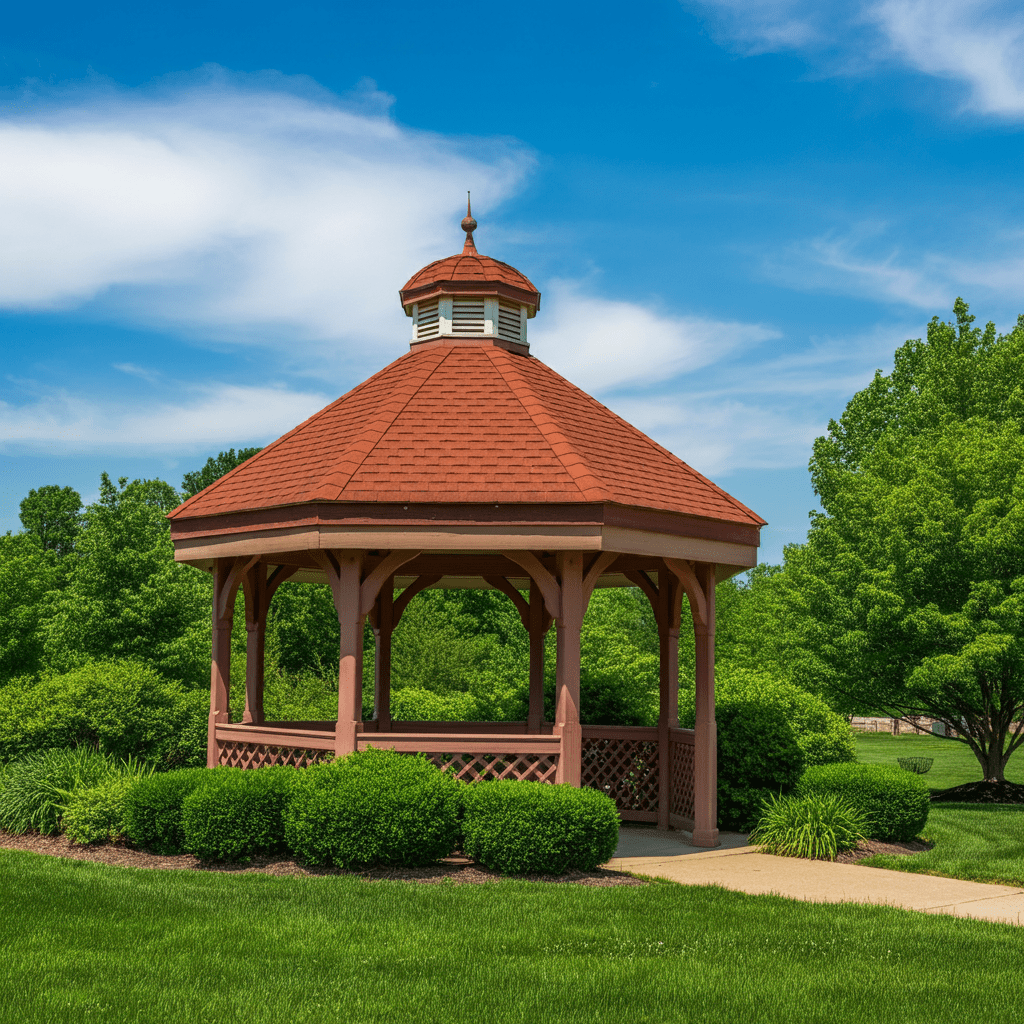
left=212, top=721, right=695, bottom=823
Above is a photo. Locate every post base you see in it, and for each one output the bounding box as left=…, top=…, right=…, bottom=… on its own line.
left=691, top=828, right=720, bottom=848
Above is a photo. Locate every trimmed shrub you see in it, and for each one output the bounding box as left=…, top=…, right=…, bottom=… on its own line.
left=64, top=775, right=137, bottom=845
left=797, top=763, right=930, bottom=842
left=679, top=671, right=855, bottom=830
left=182, top=767, right=299, bottom=862
left=122, top=767, right=211, bottom=854
left=0, top=747, right=114, bottom=835
left=284, top=748, right=461, bottom=868
left=749, top=792, right=870, bottom=860
left=462, top=781, right=620, bottom=875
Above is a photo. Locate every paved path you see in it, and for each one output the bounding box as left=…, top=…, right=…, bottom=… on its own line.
left=606, top=828, right=1024, bottom=927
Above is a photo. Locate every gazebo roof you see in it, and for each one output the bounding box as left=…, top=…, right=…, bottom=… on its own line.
left=170, top=342, right=763, bottom=525
left=169, top=205, right=763, bottom=577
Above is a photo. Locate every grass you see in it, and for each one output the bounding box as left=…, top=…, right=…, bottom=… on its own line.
left=1, top=852, right=1023, bottom=1024
left=857, top=804, right=1024, bottom=888
left=854, top=733, right=1024, bottom=793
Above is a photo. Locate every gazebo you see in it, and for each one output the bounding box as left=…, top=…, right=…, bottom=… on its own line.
left=168, top=206, right=764, bottom=847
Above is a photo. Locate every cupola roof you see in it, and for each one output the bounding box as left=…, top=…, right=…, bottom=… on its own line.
left=399, top=197, right=541, bottom=314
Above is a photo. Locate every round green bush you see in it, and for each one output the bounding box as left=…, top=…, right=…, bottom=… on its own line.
left=63, top=776, right=134, bottom=845
left=182, top=766, right=299, bottom=862
left=749, top=792, right=869, bottom=860
left=284, top=748, right=461, bottom=868
left=461, top=780, right=619, bottom=875
left=796, top=763, right=929, bottom=842
left=122, top=767, right=211, bottom=854
left=679, top=671, right=855, bottom=830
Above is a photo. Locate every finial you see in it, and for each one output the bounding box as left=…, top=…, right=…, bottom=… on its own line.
left=461, top=191, right=478, bottom=253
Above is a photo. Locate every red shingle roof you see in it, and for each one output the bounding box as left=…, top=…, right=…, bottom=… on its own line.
left=169, top=344, right=765, bottom=527
left=401, top=251, right=538, bottom=296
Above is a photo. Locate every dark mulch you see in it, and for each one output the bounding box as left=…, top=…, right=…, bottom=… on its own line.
left=834, top=838, right=933, bottom=864
left=930, top=780, right=1024, bottom=804
left=0, top=831, right=645, bottom=886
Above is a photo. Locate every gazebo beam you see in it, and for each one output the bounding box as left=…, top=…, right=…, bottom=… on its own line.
left=208, top=557, right=246, bottom=768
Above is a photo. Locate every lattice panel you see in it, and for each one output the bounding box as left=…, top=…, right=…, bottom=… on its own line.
left=670, top=740, right=695, bottom=820
left=581, top=737, right=660, bottom=813
left=219, top=741, right=329, bottom=770
left=425, top=752, right=559, bottom=783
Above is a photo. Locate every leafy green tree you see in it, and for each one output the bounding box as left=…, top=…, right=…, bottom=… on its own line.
left=181, top=448, right=262, bottom=500
left=773, top=300, right=1024, bottom=781
left=40, top=474, right=210, bottom=685
left=0, top=534, right=57, bottom=680
left=19, top=484, right=83, bottom=556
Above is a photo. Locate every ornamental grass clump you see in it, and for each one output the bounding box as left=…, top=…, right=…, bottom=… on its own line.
left=182, top=766, right=300, bottom=862
left=284, top=747, right=461, bottom=868
left=0, top=746, right=117, bottom=835
left=462, top=780, right=620, bottom=875
left=749, top=793, right=870, bottom=860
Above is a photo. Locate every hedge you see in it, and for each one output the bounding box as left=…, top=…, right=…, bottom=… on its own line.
left=122, top=767, right=212, bottom=854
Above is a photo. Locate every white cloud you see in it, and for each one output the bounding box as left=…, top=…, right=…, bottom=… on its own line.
left=531, top=281, right=778, bottom=392
left=609, top=394, right=825, bottom=477
left=0, top=67, right=533, bottom=358
left=685, top=0, right=1024, bottom=117
left=766, top=223, right=1024, bottom=310
left=0, top=382, right=330, bottom=453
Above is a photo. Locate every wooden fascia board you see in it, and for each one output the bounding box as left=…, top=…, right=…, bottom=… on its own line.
left=169, top=501, right=761, bottom=546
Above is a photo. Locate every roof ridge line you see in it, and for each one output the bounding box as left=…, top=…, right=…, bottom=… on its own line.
left=309, top=348, right=452, bottom=503
left=533, top=363, right=766, bottom=526
left=485, top=347, right=610, bottom=502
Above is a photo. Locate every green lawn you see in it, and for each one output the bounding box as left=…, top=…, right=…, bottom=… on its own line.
left=2, top=851, right=1023, bottom=1024
left=858, top=804, right=1024, bottom=887
left=854, top=732, right=1024, bottom=793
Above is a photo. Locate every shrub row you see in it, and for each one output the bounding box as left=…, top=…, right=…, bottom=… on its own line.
left=110, top=748, right=620, bottom=874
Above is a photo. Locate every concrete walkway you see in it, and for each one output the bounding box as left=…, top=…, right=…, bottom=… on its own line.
left=606, top=827, right=1024, bottom=927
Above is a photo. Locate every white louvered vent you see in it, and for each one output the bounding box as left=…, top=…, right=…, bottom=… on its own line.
left=452, top=298, right=486, bottom=333
left=416, top=300, right=440, bottom=338
left=498, top=301, right=523, bottom=342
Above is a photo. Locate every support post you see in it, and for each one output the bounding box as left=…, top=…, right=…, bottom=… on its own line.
left=554, top=552, right=584, bottom=785
left=208, top=559, right=236, bottom=768
left=315, top=550, right=365, bottom=758
left=242, top=565, right=268, bottom=726
left=373, top=577, right=394, bottom=732
left=692, top=562, right=719, bottom=847
left=528, top=577, right=546, bottom=734
left=657, top=571, right=679, bottom=830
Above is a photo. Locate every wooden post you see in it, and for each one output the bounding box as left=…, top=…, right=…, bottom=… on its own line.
left=317, top=550, right=365, bottom=758
left=554, top=551, right=584, bottom=785
left=374, top=576, right=394, bottom=732
left=208, top=558, right=235, bottom=768
left=657, top=571, right=674, bottom=830
left=692, top=562, right=719, bottom=848
left=528, top=577, right=546, bottom=734
left=242, top=564, right=268, bottom=726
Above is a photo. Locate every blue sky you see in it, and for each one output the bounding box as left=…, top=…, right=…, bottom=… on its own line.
left=2, top=0, right=1023, bottom=564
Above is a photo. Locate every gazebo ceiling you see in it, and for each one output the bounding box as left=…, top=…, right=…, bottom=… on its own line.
left=169, top=205, right=764, bottom=578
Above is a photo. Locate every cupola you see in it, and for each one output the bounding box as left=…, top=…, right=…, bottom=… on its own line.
left=399, top=197, right=541, bottom=355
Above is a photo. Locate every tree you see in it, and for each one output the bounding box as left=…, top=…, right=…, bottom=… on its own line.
left=40, top=474, right=211, bottom=685
left=19, top=484, right=83, bottom=556
left=181, top=448, right=262, bottom=499
left=779, top=300, right=1024, bottom=781
left=0, top=533, right=57, bottom=680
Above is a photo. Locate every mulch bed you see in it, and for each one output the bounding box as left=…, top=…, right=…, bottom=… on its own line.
left=0, top=831, right=645, bottom=886
left=930, top=780, right=1024, bottom=804
left=834, top=838, right=933, bottom=864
